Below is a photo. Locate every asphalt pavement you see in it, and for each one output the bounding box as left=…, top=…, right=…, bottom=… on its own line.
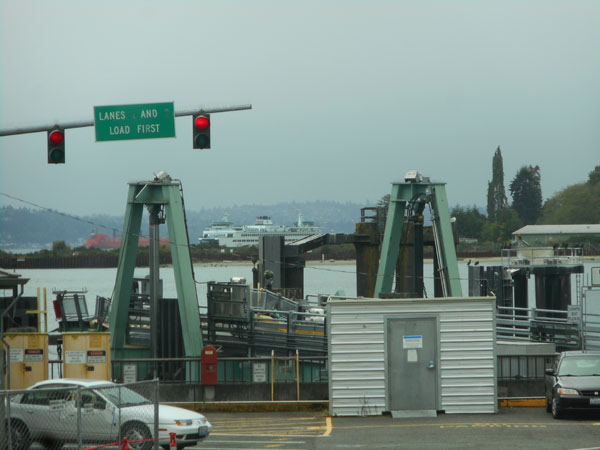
left=200, top=407, right=600, bottom=450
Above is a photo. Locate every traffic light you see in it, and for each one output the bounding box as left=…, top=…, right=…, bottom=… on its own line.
left=192, top=114, right=210, bottom=149
left=47, top=128, right=65, bottom=164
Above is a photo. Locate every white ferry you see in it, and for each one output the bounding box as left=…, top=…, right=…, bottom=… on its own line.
left=198, top=214, right=242, bottom=245
left=199, top=213, right=321, bottom=248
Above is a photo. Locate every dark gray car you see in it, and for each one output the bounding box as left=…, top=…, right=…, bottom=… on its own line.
left=545, top=350, right=600, bottom=419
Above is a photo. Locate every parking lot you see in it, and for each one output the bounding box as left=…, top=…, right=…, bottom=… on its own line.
left=203, top=408, right=600, bottom=450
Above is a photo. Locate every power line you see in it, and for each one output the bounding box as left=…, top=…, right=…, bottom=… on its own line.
left=1, top=192, right=183, bottom=250
left=1, top=192, right=120, bottom=234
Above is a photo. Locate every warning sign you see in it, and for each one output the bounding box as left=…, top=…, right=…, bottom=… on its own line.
left=87, top=350, right=106, bottom=364
left=25, top=348, right=44, bottom=362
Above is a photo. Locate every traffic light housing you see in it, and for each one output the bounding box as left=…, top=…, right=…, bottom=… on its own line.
left=47, top=128, right=65, bottom=164
left=192, top=114, right=210, bottom=149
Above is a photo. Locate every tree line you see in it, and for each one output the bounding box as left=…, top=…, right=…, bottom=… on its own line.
left=452, top=146, right=600, bottom=244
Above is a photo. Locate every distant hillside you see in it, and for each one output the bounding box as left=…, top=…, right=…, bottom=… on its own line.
left=0, top=201, right=366, bottom=251
left=0, top=206, right=125, bottom=251
left=538, top=166, right=600, bottom=224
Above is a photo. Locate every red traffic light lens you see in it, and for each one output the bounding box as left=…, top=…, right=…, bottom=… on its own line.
left=49, top=130, right=64, bottom=144
left=195, top=116, right=210, bottom=130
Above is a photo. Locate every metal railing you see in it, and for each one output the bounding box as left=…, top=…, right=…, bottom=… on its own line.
left=496, top=302, right=600, bottom=351
left=497, top=306, right=580, bottom=347
left=497, top=355, right=553, bottom=380
left=109, top=354, right=328, bottom=385
left=204, top=303, right=327, bottom=355
left=45, top=352, right=547, bottom=387
left=501, top=247, right=584, bottom=267
left=582, top=311, right=600, bottom=350
left=247, top=287, right=314, bottom=312
left=496, top=306, right=533, bottom=341
left=122, top=287, right=328, bottom=355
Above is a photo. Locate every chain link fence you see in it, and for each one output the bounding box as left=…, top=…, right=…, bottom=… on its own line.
left=1, top=380, right=161, bottom=450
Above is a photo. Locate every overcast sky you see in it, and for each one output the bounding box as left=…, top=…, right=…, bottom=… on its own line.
left=1, top=1, right=598, bottom=217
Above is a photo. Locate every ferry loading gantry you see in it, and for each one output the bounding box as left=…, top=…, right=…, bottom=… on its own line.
left=374, top=171, right=462, bottom=298
left=109, top=172, right=202, bottom=381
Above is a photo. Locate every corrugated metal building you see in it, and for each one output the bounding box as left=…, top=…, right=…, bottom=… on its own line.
left=328, top=296, right=497, bottom=416
left=513, top=224, right=600, bottom=245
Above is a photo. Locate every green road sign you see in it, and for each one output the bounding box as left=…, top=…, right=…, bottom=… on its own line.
left=94, top=102, right=176, bottom=142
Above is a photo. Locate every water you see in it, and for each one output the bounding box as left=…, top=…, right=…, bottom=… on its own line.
left=12, top=263, right=357, bottom=321
left=10, top=260, right=600, bottom=333
left=9, top=263, right=356, bottom=338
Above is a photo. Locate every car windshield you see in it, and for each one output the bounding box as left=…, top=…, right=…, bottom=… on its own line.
left=100, top=386, right=151, bottom=407
left=558, top=356, right=600, bottom=376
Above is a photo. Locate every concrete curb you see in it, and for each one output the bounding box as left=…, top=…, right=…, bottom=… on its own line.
left=498, top=398, right=546, bottom=408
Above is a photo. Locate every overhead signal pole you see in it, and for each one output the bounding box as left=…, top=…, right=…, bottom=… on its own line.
left=0, top=104, right=252, bottom=137
left=0, top=102, right=252, bottom=377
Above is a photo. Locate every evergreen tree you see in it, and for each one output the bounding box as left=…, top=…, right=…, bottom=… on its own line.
left=51, top=240, right=70, bottom=256
left=481, top=208, right=522, bottom=243
left=588, top=165, right=600, bottom=185
left=487, top=146, right=508, bottom=221
left=451, top=205, right=487, bottom=240
left=509, top=165, right=542, bottom=224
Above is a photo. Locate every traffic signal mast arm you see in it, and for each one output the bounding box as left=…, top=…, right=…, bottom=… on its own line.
left=0, top=104, right=252, bottom=137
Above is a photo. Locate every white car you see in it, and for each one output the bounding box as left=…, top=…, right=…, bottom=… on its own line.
left=5, top=378, right=211, bottom=450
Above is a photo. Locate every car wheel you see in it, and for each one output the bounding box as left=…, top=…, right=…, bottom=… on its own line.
left=545, top=394, right=552, bottom=413
left=551, top=396, right=563, bottom=419
left=41, top=439, right=64, bottom=450
left=7, top=419, right=32, bottom=450
left=122, top=422, right=153, bottom=450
